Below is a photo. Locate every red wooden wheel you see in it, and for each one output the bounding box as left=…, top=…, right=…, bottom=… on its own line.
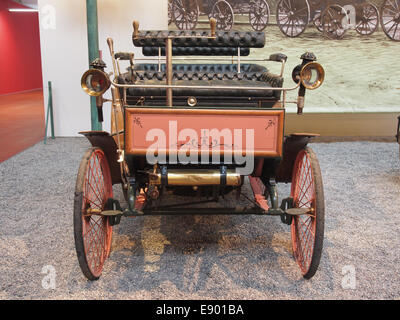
left=290, top=147, right=325, bottom=279
left=74, top=148, right=113, bottom=280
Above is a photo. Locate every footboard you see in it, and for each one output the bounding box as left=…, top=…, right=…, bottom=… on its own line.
left=125, top=107, right=284, bottom=159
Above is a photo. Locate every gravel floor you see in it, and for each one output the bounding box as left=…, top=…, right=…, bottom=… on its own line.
left=0, top=138, right=399, bottom=300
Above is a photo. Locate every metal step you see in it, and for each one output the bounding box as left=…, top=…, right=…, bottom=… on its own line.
left=285, top=208, right=311, bottom=216
left=101, top=210, right=123, bottom=216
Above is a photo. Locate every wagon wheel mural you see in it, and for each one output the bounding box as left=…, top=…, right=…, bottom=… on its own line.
left=168, top=0, right=173, bottom=25
left=355, top=3, right=379, bottom=36
left=249, top=0, right=270, bottom=31
left=211, top=0, right=235, bottom=31
left=276, top=0, right=310, bottom=38
left=313, top=11, right=324, bottom=32
left=321, top=4, right=348, bottom=39
left=171, top=0, right=200, bottom=30
left=380, top=0, right=400, bottom=41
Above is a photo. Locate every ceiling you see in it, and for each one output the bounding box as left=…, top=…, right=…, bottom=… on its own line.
left=12, top=0, right=38, bottom=9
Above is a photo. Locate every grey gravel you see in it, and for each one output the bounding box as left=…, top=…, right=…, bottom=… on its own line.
left=0, top=138, right=399, bottom=300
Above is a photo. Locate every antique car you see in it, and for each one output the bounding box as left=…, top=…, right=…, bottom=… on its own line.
left=75, top=19, right=326, bottom=281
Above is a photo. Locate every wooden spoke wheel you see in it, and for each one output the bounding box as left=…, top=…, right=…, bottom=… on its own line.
left=211, top=0, right=234, bottom=31
left=355, top=3, right=379, bottom=35
left=321, top=4, right=348, bottom=39
left=249, top=0, right=270, bottom=31
left=168, top=0, right=173, bottom=25
left=276, top=0, right=310, bottom=37
left=74, top=148, right=113, bottom=280
left=290, top=147, right=325, bottom=279
left=171, top=0, right=199, bottom=30
left=313, top=10, right=324, bottom=32
left=380, top=0, right=400, bottom=41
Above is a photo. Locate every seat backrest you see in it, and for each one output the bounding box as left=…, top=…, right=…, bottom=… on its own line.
left=142, top=46, right=250, bottom=57
left=132, top=30, right=265, bottom=49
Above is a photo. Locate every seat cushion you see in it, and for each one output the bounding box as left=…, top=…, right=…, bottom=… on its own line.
left=126, top=79, right=274, bottom=98
left=119, top=63, right=283, bottom=99
left=133, top=63, right=267, bottom=73
left=133, top=71, right=266, bottom=82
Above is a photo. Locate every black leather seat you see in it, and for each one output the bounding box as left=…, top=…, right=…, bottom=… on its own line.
left=133, top=63, right=267, bottom=73
left=126, top=79, right=274, bottom=98
left=123, top=30, right=283, bottom=105
left=133, top=31, right=265, bottom=48
left=142, top=46, right=251, bottom=57
left=119, top=63, right=282, bottom=99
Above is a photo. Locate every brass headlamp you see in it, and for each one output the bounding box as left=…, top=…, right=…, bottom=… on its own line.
left=81, top=58, right=110, bottom=122
left=300, top=61, right=325, bottom=90
left=81, top=68, right=111, bottom=97
left=292, top=52, right=325, bottom=115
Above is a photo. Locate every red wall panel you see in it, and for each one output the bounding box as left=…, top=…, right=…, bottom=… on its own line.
left=0, top=0, right=43, bottom=95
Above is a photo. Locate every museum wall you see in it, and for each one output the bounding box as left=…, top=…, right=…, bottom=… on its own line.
left=0, top=0, right=43, bottom=95
left=38, top=0, right=167, bottom=137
